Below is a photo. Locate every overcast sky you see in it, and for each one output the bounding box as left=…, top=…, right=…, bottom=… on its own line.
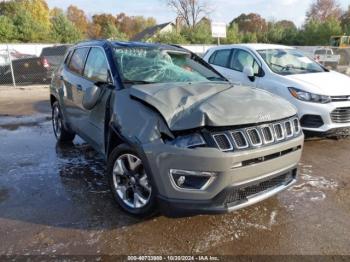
left=46, top=0, right=350, bottom=27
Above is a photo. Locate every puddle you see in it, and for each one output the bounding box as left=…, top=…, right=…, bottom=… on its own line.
left=289, top=163, right=339, bottom=202
left=0, top=114, right=51, bottom=130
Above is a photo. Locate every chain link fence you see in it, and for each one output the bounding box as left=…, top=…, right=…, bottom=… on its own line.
left=1, top=43, right=350, bottom=88
left=0, top=44, right=71, bottom=88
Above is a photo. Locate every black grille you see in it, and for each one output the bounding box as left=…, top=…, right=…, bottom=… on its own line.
left=300, top=115, right=324, bottom=128
left=331, top=96, right=350, bottom=102
left=231, top=131, right=248, bottom=148
left=247, top=128, right=262, bottom=145
left=293, top=118, right=300, bottom=133
left=223, top=171, right=296, bottom=206
left=274, top=124, right=284, bottom=140
left=261, top=126, right=274, bottom=143
left=213, top=134, right=232, bottom=151
left=285, top=121, right=293, bottom=136
left=331, top=107, right=350, bottom=123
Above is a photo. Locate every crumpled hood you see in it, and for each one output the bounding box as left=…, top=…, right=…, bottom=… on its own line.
left=130, top=82, right=296, bottom=131
left=284, top=71, right=350, bottom=96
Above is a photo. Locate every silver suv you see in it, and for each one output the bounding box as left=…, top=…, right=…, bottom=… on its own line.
left=50, top=40, right=304, bottom=216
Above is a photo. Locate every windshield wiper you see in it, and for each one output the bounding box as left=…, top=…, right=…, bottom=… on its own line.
left=122, top=79, right=155, bottom=85
left=206, top=76, right=228, bottom=82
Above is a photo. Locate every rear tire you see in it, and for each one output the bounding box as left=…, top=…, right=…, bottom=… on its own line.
left=52, top=101, right=75, bottom=143
left=107, top=144, right=157, bottom=217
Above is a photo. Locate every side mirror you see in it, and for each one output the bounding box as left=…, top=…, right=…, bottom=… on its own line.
left=243, top=66, right=255, bottom=82
left=82, top=84, right=102, bottom=110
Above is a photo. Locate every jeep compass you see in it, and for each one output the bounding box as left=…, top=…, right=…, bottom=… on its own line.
left=50, top=40, right=304, bottom=216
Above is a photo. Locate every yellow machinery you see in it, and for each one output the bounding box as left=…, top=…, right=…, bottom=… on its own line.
left=330, top=36, right=350, bottom=65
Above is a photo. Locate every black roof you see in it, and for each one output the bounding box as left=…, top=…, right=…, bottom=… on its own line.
left=130, top=22, right=174, bottom=41
left=74, top=39, right=186, bottom=52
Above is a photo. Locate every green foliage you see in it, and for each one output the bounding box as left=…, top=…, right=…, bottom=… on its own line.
left=181, top=23, right=213, bottom=44
left=104, top=24, right=128, bottom=41
left=50, top=13, right=82, bottom=43
left=0, top=16, right=15, bottom=42
left=222, top=23, right=241, bottom=44
left=301, top=18, right=342, bottom=45
left=240, top=32, right=258, bottom=43
left=12, top=7, right=48, bottom=42
left=151, top=30, right=188, bottom=44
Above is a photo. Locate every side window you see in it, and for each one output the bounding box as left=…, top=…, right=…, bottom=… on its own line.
left=230, top=49, right=259, bottom=74
left=83, top=48, right=109, bottom=83
left=64, top=51, right=72, bottom=65
left=210, top=49, right=231, bottom=68
left=68, top=48, right=89, bottom=75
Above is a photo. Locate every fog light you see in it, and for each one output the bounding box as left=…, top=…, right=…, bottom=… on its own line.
left=170, top=169, right=216, bottom=190
left=177, top=176, right=186, bottom=186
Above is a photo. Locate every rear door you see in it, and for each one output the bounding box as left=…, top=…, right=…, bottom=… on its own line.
left=207, top=49, right=234, bottom=80
left=61, top=47, right=89, bottom=131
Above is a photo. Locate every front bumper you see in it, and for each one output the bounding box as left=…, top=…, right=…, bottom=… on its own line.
left=142, top=134, right=303, bottom=215
left=294, top=99, right=350, bottom=133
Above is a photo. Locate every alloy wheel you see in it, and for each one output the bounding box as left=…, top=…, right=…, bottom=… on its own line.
left=112, top=153, right=152, bottom=209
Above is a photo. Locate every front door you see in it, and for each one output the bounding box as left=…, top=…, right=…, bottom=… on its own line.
left=78, top=47, right=113, bottom=152
left=228, top=49, right=261, bottom=87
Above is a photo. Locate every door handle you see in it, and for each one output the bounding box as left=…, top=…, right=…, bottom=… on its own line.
left=77, top=84, right=83, bottom=91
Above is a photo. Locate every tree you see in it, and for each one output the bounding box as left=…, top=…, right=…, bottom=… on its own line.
left=222, top=23, right=241, bottom=44
left=91, top=14, right=119, bottom=38
left=116, top=13, right=156, bottom=38
left=230, top=13, right=267, bottom=33
left=104, top=23, right=127, bottom=40
left=341, top=6, right=350, bottom=34
left=12, top=6, right=48, bottom=42
left=67, top=5, right=88, bottom=35
left=275, top=20, right=297, bottom=30
left=264, top=20, right=297, bottom=44
left=181, top=22, right=213, bottom=44
left=0, top=16, right=15, bottom=42
left=151, top=30, right=188, bottom=44
left=301, top=18, right=342, bottom=45
left=18, top=0, right=51, bottom=32
left=306, top=0, right=342, bottom=22
left=50, top=12, right=81, bottom=43
left=167, top=0, right=209, bottom=29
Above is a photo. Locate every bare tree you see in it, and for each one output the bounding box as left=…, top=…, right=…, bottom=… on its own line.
left=167, top=0, right=209, bottom=29
left=306, top=0, right=342, bottom=22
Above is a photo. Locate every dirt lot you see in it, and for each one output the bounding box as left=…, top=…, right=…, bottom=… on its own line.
left=0, top=87, right=349, bottom=257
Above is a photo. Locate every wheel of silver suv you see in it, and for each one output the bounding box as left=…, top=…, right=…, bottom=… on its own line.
left=52, top=101, right=75, bottom=142
left=108, top=145, right=156, bottom=216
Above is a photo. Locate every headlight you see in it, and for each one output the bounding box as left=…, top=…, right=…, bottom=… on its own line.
left=166, top=133, right=206, bottom=148
left=288, top=87, right=331, bottom=103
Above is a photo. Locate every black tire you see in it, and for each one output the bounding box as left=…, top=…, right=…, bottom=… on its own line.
left=107, top=144, right=157, bottom=217
left=52, top=101, right=75, bottom=143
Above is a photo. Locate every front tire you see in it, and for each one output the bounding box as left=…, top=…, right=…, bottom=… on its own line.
left=107, top=144, right=157, bottom=217
left=52, top=101, right=75, bottom=142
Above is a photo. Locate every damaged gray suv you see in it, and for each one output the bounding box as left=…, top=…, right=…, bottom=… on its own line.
left=50, top=40, right=304, bottom=216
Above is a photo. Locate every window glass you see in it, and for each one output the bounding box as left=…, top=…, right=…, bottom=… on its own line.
left=84, top=48, right=109, bottom=82
left=258, top=49, right=325, bottom=75
left=68, top=48, right=88, bottom=75
left=113, top=47, right=226, bottom=84
left=210, top=50, right=231, bottom=67
left=314, top=49, right=326, bottom=55
left=230, top=49, right=259, bottom=74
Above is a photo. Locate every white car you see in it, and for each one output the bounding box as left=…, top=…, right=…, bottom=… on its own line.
left=203, top=44, right=350, bottom=135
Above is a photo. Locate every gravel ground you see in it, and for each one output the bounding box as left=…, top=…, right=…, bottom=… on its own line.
left=0, top=87, right=349, bottom=258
